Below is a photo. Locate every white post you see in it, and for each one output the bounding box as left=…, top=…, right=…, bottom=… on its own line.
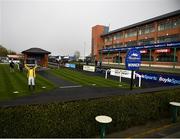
left=119, top=71, right=122, bottom=82
left=139, top=76, right=141, bottom=87
left=105, top=70, right=108, bottom=79
left=135, top=73, right=141, bottom=87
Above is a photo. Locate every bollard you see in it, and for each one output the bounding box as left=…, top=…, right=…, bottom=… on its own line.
left=171, top=105, right=178, bottom=123
left=169, top=102, right=180, bottom=123
left=95, top=115, right=112, bottom=138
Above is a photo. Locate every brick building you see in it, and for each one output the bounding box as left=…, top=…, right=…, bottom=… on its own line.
left=22, top=48, right=51, bottom=67
left=92, top=10, right=180, bottom=68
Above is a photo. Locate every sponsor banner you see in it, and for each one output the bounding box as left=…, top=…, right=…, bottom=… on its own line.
left=101, top=41, right=180, bottom=52
left=140, top=50, right=147, bottom=54
left=83, top=65, right=95, bottom=72
left=65, top=63, right=76, bottom=69
left=137, top=72, right=180, bottom=85
left=155, top=49, right=170, bottom=53
left=110, top=69, right=135, bottom=79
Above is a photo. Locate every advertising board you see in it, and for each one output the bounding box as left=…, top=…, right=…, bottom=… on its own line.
left=125, top=48, right=141, bottom=71
left=65, top=63, right=76, bottom=69
left=83, top=65, right=95, bottom=72
left=110, top=69, right=135, bottom=79
left=137, top=72, right=180, bottom=85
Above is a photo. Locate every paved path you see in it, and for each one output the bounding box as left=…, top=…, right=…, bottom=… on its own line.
left=0, top=70, right=179, bottom=107
left=107, top=119, right=180, bottom=138
left=38, top=70, right=76, bottom=86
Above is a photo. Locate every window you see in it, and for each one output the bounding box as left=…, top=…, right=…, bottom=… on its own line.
left=108, top=36, right=112, bottom=42
left=138, top=38, right=154, bottom=45
left=156, top=54, right=178, bottom=62
left=113, top=33, right=123, bottom=40
left=141, top=54, right=154, bottom=61
left=158, top=17, right=180, bottom=31
left=172, top=18, right=180, bottom=28
left=157, top=35, right=180, bottom=43
left=105, top=36, right=112, bottom=42
left=125, top=29, right=137, bottom=38
left=113, top=56, right=122, bottom=63
left=114, top=43, right=123, bottom=48
left=139, top=24, right=155, bottom=35
left=105, top=45, right=113, bottom=49
left=125, top=41, right=137, bottom=46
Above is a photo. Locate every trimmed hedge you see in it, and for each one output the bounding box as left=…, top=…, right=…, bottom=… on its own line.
left=0, top=88, right=180, bottom=137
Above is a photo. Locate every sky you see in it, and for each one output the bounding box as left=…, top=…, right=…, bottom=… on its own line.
left=0, top=0, right=179, bottom=56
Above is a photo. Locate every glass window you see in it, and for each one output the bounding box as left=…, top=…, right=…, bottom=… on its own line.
left=164, top=21, right=171, bottom=30
left=158, top=23, right=164, bottom=31
left=138, top=38, right=154, bottom=45
left=125, top=29, right=137, bottom=38
left=141, top=54, right=154, bottom=61
left=114, top=43, right=123, bottom=48
left=126, top=41, right=137, bottom=46
left=113, top=56, right=122, bottom=63
left=139, top=24, right=155, bottom=35
left=115, top=33, right=123, bottom=39
left=172, top=19, right=178, bottom=28
left=157, top=35, right=179, bottom=43
left=109, top=37, right=112, bottom=42
left=158, top=18, right=180, bottom=31
left=156, top=54, right=177, bottom=62
left=178, top=18, right=180, bottom=26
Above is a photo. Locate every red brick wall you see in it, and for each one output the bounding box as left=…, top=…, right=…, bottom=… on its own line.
left=92, top=25, right=107, bottom=61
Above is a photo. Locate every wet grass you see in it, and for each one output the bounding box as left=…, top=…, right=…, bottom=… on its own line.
left=48, top=68, right=129, bottom=88
left=0, top=64, right=55, bottom=101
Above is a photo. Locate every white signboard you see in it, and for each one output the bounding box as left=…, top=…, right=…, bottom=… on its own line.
left=110, top=69, right=121, bottom=76
left=83, top=65, right=95, bottom=72
left=110, top=69, right=135, bottom=79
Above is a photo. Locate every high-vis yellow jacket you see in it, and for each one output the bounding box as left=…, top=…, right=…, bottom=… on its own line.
left=25, top=64, right=37, bottom=78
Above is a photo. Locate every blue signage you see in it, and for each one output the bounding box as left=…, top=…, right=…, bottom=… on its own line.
left=101, top=41, right=180, bottom=52
left=65, top=63, right=76, bottom=69
left=137, top=72, right=180, bottom=85
left=125, top=48, right=141, bottom=70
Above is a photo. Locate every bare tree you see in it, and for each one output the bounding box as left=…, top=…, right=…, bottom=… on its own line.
left=74, top=51, right=80, bottom=61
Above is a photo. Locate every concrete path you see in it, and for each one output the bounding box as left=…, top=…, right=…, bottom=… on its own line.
left=107, top=119, right=180, bottom=138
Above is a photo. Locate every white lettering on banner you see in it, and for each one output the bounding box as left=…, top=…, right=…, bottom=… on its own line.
left=83, top=65, right=95, bottom=72
left=138, top=73, right=180, bottom=85
left=128, top=63, right=140, bottom=67
left=159, top=77, right=180, bottom=85
left=155, top=49, right=170, bottom=53
left=110, top=69, right=135, bottom=79
left=141, top=74, right=158, bottom=81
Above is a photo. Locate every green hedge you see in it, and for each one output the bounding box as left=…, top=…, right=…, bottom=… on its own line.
left=0, top=88, right=180, bottom=137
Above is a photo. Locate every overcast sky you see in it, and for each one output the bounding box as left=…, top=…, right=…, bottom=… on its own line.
left=0, top=0, right=179, bottom=56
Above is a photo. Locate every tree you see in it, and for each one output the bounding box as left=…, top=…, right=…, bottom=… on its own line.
left=74, top=51, right=80, bottom=61
left=8, top=50, right=16, bottom=55
left=0, top=45, right=8, bottom=57
left=0, top=45, right=16, bottom=56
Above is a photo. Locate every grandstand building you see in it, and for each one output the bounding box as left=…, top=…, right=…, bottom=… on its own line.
left=92, top=10, right=180, bottom=68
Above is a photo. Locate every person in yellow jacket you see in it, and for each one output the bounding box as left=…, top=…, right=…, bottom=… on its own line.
left=24, top=64, right=38, bottom=91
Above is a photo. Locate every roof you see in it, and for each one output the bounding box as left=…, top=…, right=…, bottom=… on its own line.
left=22, top=48, right=51, bottom=54
left=101, top=9, right=180, bottom=37
left=7, top=55, right=22, bottom=59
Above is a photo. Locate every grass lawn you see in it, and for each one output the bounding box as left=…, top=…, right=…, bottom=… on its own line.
left=48, top=68, right=130, bottom=88
left=0, top=64, right=55, bottom=101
